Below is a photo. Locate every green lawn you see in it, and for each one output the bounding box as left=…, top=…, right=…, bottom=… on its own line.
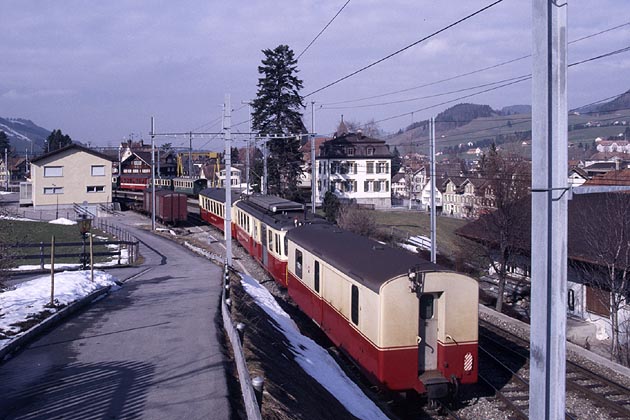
left=0, top=219, right=117, bottom=267
left=372, top=209, right=484, bottom=263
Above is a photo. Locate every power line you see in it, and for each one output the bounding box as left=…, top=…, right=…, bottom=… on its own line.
left=320, top=20, right=630, bottom=106
left=366, top=45, right=630, bottom=125
left=304, top=0, right=506, bottom=98
left=297, top=0, right=351, bottom=60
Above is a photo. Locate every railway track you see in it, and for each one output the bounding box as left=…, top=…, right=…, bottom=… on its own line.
left=479, top=319, right=630, bottom=419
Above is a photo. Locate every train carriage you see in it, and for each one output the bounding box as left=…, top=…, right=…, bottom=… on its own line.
left=143, top=189, right=188, bottom=225
left=285, top=223, right=478, bottom=401
left=172, top=177, right=207, bottom=196
left=233, top=194, right=325, bottom=286
left=199, top=188, right=240, bottom=233
left=119, top=174, right=150, bottom=191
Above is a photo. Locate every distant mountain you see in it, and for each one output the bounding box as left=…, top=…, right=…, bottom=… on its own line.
left=0, top=117, right=49, bottom=155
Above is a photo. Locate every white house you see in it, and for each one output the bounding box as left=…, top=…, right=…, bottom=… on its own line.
left=316, top=128, right=393, bottom=209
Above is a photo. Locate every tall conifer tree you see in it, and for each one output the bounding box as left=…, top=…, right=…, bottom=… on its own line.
left=252, top=44, right=305, bottom=200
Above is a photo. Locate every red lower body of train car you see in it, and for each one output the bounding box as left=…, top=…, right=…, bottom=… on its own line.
left=200, top=207, right=226, bottom=232
left=286, top=271, right=477, bottom=393
left=233, top=225, right=288, bottom=286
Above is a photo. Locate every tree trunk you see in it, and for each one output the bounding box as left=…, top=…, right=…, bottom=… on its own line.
left=495, top=272, right=506, bottom=313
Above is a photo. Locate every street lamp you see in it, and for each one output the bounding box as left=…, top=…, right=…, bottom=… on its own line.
left=77, top=214, right=92, bottom=269
left=52, top=183, right=59, bottom=219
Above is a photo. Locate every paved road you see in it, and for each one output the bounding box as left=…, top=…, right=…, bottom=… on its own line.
left=0, top=213, right=231, bottom=419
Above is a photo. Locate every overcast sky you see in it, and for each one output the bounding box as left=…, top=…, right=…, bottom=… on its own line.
left=1, top=1, right=628, bottom=150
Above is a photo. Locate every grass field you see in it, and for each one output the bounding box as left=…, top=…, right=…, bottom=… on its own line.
left=372, top=209, right=483, bottom=262
left=0, top=219, right=117, bottom=267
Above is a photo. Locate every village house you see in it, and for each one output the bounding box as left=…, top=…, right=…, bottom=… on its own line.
left=27, top=144, right=115, bottom=213
left=316, top=125, right=393, bottom=209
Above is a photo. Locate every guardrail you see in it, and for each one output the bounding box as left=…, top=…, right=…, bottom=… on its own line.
left=10, top=240, right=137, bottom=269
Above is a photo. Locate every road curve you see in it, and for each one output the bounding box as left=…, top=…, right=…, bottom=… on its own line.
left=0, top=212, right=231, bottom=419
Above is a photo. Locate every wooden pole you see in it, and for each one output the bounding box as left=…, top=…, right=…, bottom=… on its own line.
left=89, top=233, right=94, bottom=282
left=50, top=236, right=55, bottom=306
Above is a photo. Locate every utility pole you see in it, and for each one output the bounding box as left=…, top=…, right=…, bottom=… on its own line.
left=4, top=148, right=8, bottom=191
left=429, top=117, right=436, bottom=264
left=150, top=117, right=156, bottom=231
left=242, top=101, right=253, bottom=195
left=530, top=1, right=568, bottom=419
left=189, top=132, right=193, bottom=177
left=311, top=101, right=316, bottom=214
left=263, top=135, right=269, bottom=195
left=224, top=94, right=233, bottom=267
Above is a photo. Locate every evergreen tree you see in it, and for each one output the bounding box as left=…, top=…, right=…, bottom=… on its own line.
left=252, top=44, right=305, bottom=199
left=46, top=129, right=73, bottom=152
left=231, top=146, right=240, bottom=164
left=391, top=146, right=402, bottom=178
left=0, top=131, right=10, bottom=153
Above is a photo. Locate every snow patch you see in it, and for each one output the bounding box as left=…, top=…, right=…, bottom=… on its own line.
left=49, top=218, right=77, bottom=225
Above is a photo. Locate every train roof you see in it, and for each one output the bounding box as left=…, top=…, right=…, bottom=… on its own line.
left=146, top=189, right=186, bottom=197
left=236, top=195, right=323, bottom=231
left=199, top=188, right=241, bottom=203
left=287, top=223, right=439, bottom=293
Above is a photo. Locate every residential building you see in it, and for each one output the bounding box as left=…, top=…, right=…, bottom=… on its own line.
left=316, top=129, right=393, bottom=209
left=29, top=144, right=114, bottom=211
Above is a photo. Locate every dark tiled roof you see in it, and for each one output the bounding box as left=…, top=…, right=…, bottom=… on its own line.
left=287, top=223, right=440, bottom=293
left=31, top=144, right=115, bottom=164
left=456, top=192, right=630, bottom=266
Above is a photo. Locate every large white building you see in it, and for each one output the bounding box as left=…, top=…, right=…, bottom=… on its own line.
left=316, top=129, right=393, bottom=209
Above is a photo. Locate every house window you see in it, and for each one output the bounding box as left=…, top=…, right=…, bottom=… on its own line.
left=374, top=181, right=381, bottom=192
left=366, top=161, right=374, bottom=174
left=351, top=285, right=359, bottom=325
left=314, top=261, right=320, bottom=293
left=346, top=147, right=355, bottom=156
left=44, top=166, right=63, bottom=177
left=43, top=187, right=63, bottom=194
left=295, top=249, right=303, bottom=278
left=364, top=180, right=370, bottom=192
left=87, top=186, right=105, bottom=193
left=91, top=165, right=105, bottom=176
left=366, top=147, right=375, bottom=156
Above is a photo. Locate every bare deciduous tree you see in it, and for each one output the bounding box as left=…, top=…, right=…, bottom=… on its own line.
left=476, top=146, right=531, bottom=313
left=336, top=204, right=378, bottom=238
left=572, top=192, right=630, bottom=364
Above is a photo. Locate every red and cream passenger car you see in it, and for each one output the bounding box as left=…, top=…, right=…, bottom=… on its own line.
left=198, top=188, right=240, bottom=233
left=285, top=223, right=478, bottom=400
left=232, top=194, right=325, bottom=286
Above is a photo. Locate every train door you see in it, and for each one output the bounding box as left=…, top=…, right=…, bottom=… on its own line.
left=261, top=223, right=268, bottom=266
left=418, top=293, right=438, bottom=372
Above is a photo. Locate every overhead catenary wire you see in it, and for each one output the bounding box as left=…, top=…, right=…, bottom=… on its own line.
left=320, top=20, right=630, bottom=106
left=304, top=0, right=506, bottom=98
left=297, top=0, right=351, bottom=60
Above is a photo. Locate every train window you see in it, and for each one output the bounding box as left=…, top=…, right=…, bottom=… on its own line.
left=268, top=230, right=273, bottom=251
left=295, top=250, right=303, bottom=278
left=275, top=233, right=280, bottom=254
left=314, top=261, right=320, bottom=293
left=351, top=285, right=359, bottom=325
left=284, top=236, right=288, bottom=257
left=420, top=295, right=434, bottom=320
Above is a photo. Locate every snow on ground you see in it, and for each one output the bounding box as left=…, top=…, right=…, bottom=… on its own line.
left=240, top=274, right=389, bottom=420
left=10, top=247, right=129, bottom=271
left=48, top=218, right=76, bottom=225
left=0, top=215, right=37, bottom=222
left=0, top=191, right=13, bottom=195
left=0, top=270, right=119, bottom=349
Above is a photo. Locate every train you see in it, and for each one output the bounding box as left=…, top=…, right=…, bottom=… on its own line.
left=198, top=187, right=479, bottom=403
left=116, top=175, right=208, bottom=196
left=142, top=189, right=188, bottom=225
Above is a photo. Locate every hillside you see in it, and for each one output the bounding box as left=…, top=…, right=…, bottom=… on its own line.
left=387, top=91, right=630, bottom=157
left=0, top=118, right=48, bottom=154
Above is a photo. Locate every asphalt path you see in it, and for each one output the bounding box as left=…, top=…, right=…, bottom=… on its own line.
left=0, top=212, right=231, bottom=419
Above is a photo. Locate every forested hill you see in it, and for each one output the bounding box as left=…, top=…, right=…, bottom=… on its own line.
left=0, top=117, right=48, bottom=154
left=578, top=89, right=630, bottom=113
